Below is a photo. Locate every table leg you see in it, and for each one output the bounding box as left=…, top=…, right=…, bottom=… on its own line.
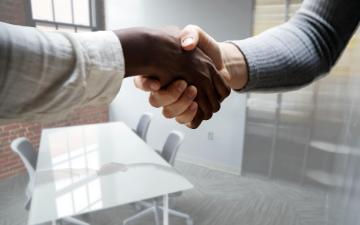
left=163, top=194, right=169, bottom=225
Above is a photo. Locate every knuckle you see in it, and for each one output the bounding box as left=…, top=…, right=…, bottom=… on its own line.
left=135, top=76, right=148, bottom=88
left=203, top=110, right=213, bottom=120
left=213, top=102, right=220, bottom=113
left=169, top=92, right=180, bottom=101
left=220, top=90, right=231, bottom=102
left=133, top=78, right=142, bottom=89
left=187, top=24, right=198, bottom=30
left=162, top=108, right=174, bottom=119
left=225, top=87, right=231, bottom=96
left=133, top=79, right=140, bottom=88
left=220, top=88, right=231, bottom=102
left=149, top=95, right=161, bottom=108
left=190, top=121, right=201, bottom=129
left=169, top=85, right=183, bottom=99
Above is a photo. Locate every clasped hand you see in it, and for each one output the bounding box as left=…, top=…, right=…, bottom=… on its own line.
left=116, top=26, right=237, bottom=128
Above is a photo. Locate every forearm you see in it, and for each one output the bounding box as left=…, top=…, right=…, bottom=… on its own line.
left=0, top=22, right=124, bottom=123
left=231, top=0, right=359, bottom=92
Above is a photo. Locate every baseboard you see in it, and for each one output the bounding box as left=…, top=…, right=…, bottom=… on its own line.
left=176, top=153, right=242, bottom=175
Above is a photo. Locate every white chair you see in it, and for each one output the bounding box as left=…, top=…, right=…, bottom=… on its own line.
left=11, top=137, right=90, bottom=225
left=123, top=131, right=193, bottom=225
left=133, top=112, right=153, bottom=142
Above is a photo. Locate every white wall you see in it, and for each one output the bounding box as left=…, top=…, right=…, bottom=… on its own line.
left=105, top=0, right=253, bottom=174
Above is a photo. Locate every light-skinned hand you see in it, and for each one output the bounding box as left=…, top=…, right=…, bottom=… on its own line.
left=134, top=25, right=247, bottom=128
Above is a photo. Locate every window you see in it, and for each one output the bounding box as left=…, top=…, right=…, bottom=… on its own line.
left=29, top=0, right=103, bottom=33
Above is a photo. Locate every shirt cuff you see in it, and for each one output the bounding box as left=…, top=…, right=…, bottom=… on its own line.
left=72, top=31, right=125, bottom=106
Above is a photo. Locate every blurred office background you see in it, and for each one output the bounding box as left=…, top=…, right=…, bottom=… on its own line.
left=245, top=1, right=360, bottom=225
left=0, top=0, right=359, bottom=225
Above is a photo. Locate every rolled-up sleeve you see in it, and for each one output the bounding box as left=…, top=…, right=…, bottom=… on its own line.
left=0, top=22, right=125, bottom=123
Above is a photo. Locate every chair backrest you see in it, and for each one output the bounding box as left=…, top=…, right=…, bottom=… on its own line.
left=10, top=137, right=38, bottom=210
left=10, top=137, right=37, bottom=178
left=135, top=112, right=153, bottom=142
left=161, top=131, right=185, bottom=165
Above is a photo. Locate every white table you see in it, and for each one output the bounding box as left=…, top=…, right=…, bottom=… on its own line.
left=28, top=122, right=193, bottom=225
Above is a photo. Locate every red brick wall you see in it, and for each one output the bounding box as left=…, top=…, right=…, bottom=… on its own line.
left=0, top=106, right=109, bottom=180
left=0, top=0, right=28, bottom=25
left=0, top=1, right=109, bottom=180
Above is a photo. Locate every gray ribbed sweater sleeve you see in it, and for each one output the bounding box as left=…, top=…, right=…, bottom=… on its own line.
left=232, top=0, right=360, bottom=92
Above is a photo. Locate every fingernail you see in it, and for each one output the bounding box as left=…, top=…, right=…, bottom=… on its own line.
left=182, top=37, right=194, bottom=46
left=177, top=81, right=186, bottom=92
left=151, top=83, right=159, bottom=90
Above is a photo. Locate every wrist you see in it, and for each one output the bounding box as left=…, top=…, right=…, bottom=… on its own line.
left=220, top=42, right=248, bottom=90
left=114, top=28, right=156, bottom=77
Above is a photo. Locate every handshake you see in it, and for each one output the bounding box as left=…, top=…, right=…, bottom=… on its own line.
left=115, top=25, right=248, bottom=128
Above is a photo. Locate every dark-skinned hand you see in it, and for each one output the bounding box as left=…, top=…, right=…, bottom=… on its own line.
left=114, top=28, right=230, bottom=128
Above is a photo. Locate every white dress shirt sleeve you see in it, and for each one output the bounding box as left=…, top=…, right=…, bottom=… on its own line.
left=0, top=22, right=125, bottom=124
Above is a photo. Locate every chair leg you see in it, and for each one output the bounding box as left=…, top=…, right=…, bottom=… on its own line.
left=158, top=207, right=193, bottom=225
left=25, top=198, right=31, bottom=211
left=153, top=201, right=161, bottom=225
left=123, top=207, right=155, bottom=225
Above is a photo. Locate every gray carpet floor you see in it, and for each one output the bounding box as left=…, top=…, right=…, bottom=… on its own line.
left=0, top=161, right=329, bottom=225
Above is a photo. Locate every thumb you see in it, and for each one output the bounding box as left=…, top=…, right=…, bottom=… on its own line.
left=179, top=25, right=200, bottom=51
left=180, top=25, right=223, bottom=70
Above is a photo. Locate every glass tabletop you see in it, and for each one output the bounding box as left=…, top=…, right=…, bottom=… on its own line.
left=28, top=122, right=193, bottom=225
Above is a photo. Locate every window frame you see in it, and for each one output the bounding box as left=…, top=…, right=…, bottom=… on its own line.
left=27, top=0, right=105, bottom=32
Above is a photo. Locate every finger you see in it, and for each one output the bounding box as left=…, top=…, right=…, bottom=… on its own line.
left=149, top=80, right=187, bottom=108
left=179, top=25, right=200, bottom=51
left=188, top=109, right=204, bottom=129
left=134, top=76, right=161, bottom=92
left=194, top=61, right=221, bottom=112
left=196, top=90, right=213, bottom=120
left=175, top=102, right=198, bottom=124
left=212, top=69, right=231, bottom=102
left=162, top=86, right=197, bottom=119
left=203, top=64, right=222, bottom=112
left=205, top=87, right=221, bottom=113
left=207, top=62, right=231, bottom=102
left=180, top=25, right=223, bottom=69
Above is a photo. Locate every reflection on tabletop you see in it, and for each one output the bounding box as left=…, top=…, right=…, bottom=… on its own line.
left=35, top=162, right=181, bottom=186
